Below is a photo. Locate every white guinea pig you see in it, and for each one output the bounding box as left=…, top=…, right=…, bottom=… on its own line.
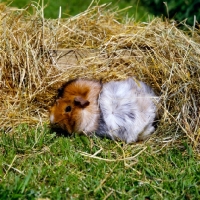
left=96, top=78, right=159, bottom=143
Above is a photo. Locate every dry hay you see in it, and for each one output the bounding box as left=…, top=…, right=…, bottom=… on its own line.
left=0, top=3, right=199, bottom=152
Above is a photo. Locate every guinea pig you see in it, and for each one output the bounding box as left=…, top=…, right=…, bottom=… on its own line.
left=49, top=77, right=159, bottom=143
left=49, top=79, right=102, bottom=135
left=96, top=78, right=159, bottom=143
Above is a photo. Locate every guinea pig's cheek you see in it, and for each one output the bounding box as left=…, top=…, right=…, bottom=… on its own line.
left=63, top=122, right=70, bottom=133
left=62, top=119, right=72, bottom=134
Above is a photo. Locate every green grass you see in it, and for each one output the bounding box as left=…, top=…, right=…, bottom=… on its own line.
left=2, top=0, right=151, bottom=20
left=1, top=125, right=199, bottom=199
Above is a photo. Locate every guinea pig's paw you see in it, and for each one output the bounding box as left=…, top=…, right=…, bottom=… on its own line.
left=137, top=125, right=155, bottom=141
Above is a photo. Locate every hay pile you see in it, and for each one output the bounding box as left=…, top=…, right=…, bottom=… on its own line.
left=0, top=3, right=199, bottom=151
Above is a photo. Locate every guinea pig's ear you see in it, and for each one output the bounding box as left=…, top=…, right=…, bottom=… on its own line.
left=74, top=96, right=90, bottom=108
left=57, top=86, right=65, bottom=98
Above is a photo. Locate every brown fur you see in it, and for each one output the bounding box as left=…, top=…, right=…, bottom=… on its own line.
left=49, top=79, right=102, bottom=134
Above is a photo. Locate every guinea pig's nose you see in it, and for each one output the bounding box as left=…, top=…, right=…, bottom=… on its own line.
left=50, top=121, right=61, bottom=130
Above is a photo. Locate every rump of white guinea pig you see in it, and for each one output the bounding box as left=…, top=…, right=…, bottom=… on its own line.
left=96, top=77, right=159, bottom=143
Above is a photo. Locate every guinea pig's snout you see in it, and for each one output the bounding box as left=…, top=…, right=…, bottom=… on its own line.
left=49, top=116, right=61, bottom=130
left=49, top=116, right=70, bottom=136
left=49, top=113, right=61, bottom=128
left=49, top=113, right=65, bottom=130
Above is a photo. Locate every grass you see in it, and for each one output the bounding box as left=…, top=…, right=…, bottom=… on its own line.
left=2, top=0, right=151, bottom=20
left=1, top=125, right=200, bottom=199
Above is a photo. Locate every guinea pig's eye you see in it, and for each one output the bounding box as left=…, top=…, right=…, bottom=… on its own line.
left=65, top=106, right=72, bottom=112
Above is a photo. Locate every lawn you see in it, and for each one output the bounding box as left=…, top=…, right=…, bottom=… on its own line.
left=2, top=0, right=151, bottom=20
left=1, top=125, right=200, bottom=199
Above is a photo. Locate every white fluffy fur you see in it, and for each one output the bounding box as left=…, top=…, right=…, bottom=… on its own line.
left=97, top=78, right=159, bottom=143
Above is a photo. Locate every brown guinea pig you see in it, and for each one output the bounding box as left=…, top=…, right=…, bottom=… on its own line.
left=49, top=79, right=102, bottom=135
